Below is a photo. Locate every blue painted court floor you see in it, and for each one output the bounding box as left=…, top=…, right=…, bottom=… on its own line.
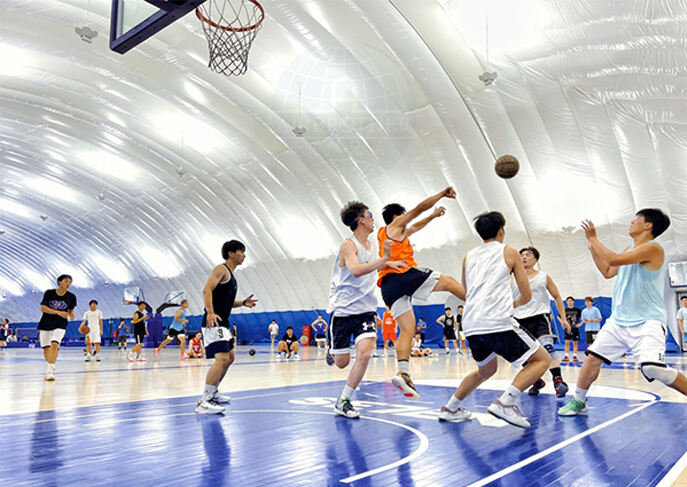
left=2, top=380, right=687, bottom=486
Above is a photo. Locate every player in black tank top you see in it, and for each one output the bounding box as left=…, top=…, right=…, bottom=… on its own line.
left=437, top=307, right=460, bottom=354
left=195, top=240, right=258, bottom=415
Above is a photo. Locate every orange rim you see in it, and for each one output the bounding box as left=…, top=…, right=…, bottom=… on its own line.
left=196, top=0, right=265, bottom=32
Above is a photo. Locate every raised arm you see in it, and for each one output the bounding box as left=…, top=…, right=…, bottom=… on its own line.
left=546, top=274, right=571, bottom=333
left=506, top=246, right=532, bottom=308
left=408, top=206, right=446, bottom=237
left=387, top=187, right=455, bottom=234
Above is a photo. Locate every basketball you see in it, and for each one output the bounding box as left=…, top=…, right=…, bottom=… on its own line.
left=124, top=326, right=129, bottom=332
left=248, top=349, right=256, bottom=356
left=299, top=336, right=308, bottom=345
left=495, top=155, right=519, bottom=179
left=79, top=325, right=90, bottom=335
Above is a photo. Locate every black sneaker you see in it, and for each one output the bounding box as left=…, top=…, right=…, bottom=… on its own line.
left=325, top=351, right=334, bottom=366
left=554, top=378, right=569, bottom=398
left=528, top=378, right=546, bottom=396
left=334, top=398, right=360, bottom=418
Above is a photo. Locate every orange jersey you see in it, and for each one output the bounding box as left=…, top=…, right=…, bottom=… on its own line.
left=382, top=311, right=396, bottom=332
left=377, top=226, right=417, bottom=285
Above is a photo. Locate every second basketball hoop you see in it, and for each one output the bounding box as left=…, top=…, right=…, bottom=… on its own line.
left=196, top=0, right=265, bottom=76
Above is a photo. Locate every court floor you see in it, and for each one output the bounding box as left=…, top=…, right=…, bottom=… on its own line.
left=1, top=345, right=687, bottom=486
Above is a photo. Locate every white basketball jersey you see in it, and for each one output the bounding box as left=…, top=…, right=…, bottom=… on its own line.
left=327, top=236, right=378, bottom=317
left=462, top=241, right=516, bottom=336
left=513, top=271, right=551, bottom=319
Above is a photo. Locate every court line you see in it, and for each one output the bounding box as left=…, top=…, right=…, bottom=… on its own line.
left=2, top=382, right=347, bottom=425
left=464, top=399, right=658, bottom=487
left=656, top=449, right=687, bottom=487
left=224, top=410, right=429, bottom=484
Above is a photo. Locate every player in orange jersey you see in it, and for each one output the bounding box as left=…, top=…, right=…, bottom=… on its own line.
left=378, top=187, right=465, bottom=398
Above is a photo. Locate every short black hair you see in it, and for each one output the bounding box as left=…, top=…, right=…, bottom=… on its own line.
left=566, top=296, right=575, bottom=301
left=382, top=203, right=406, bottom=225
left=138, top=301, right=147, bottom=308
left=222, top=240, right=246, bottom=259
left=636, top=208, right=670, bottom=238
left=445, top=307, right=451, bottom=311
left=458, top=305, right=463, bottom=309
left=340, top=201, right=368, bottom=231
left=119, top=319, right=125, bottom=323
left=181, top=299, right=188, bottom=305
left=89, top=299, right=98, bottom=306
left=519, top=247, right=540, bottom=261
left=57, top=274, right=72, bottom=283
left=286, top=326, right=293, bottom=331
left=473, top=212, right=506, bottom=240
left=681, top=296, right=687, bottom=301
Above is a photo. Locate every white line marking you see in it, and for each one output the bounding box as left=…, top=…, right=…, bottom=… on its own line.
left=464, top=399, right=657, bottom=487
left=656, top=449, right=687, bottom=487
left=226, top=409, right=429, bottom=484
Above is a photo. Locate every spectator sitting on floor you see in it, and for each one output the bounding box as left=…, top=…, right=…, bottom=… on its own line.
left=187, top=331, right=205, bottom=358
left=411, top=332, right=433, bottom=357
left=277, top=326, right=301, bottom=361
left=6, top=331, right=17, bottom=343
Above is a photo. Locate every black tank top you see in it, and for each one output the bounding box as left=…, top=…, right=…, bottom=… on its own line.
left=444, top=316, right=455, bottom=328
left=207, top=264, right=237, bottom=324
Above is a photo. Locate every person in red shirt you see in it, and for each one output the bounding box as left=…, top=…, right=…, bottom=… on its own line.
left=382, top=308, right=397, bottom=357
left=188, top=331, right=205, bottom=358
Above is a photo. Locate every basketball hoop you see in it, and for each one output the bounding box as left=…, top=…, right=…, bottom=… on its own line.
left=196, top=0, right=265, bottom=76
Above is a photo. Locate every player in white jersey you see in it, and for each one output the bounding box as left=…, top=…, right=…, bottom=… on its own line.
left=326, top=201, right=406, bottom=418
left=559, top=209, right=687, bottom=416
left=438, top=212, right=551, bottom=428
left=513, top=247, right=571, bottom=397
left=80, top=300, right=103, bottom=362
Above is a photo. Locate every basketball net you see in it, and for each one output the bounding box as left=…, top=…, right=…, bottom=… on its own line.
left=196, top=0, right=264, bottom=76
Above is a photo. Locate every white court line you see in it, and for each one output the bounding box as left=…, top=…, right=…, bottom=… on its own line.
left=465, top=399, right=657, bottom=487
left=226, top=410, right=429, bottom=484
left=656, top=449, right=687, bottom=487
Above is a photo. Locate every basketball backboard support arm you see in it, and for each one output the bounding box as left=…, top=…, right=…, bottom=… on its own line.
left=110, top=0, right=207, bottom=54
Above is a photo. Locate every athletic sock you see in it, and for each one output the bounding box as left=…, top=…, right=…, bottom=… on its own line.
left=398, top=359, right=410, bottom=374
left=574, top=386, right=588, bottom=402
left=499, top=385, right=521, bottom=406
left=446, top=394, right=462, bottom=411
left=341, top=385, right=355, bottom=401
left=550, top=367, right=562, bottom=380
left=203, top=384, right=218, bottom=401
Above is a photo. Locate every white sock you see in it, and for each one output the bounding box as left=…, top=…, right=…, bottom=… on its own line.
left=499, top=385, right=521, bottom=406
left=574, top=386, right=588, bottom=402
left=398, top=359, right=409, bottom=374
left=341, top=385, right=355, bottom=401
left=446, top=394, right=462, bottom=411
left=203, top=384, right=218, bottom=401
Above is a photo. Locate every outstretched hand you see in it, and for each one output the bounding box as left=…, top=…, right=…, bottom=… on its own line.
left=581, top=219, right=597, bottom=240
left=442, top=187, right=456, bottom=199
left=243, top=294, right=258, bottom=308
left=432, top=206, right=446, bottom=218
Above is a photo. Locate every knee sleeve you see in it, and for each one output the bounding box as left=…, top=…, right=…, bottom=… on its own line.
left=640, top=362, right=678, bottom=385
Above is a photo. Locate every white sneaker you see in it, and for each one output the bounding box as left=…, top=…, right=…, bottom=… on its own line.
left=127, top=354, right=135, bottom=362
left=85, top=355, right=91, bottom=362
left=487, top=399, right=530, bottom=428
left=136, top=356, right=147, bottom=362
left=438, top=406, right=472, bottom=422
left=212, top=393, right=232, bottom=404
left=292, top=354, right=301, bottom=360
left=445, top=349, right=450, bottom=355
left=96, top=355, right=101, bottom=362
left=195, top=399, right=225, bottom=415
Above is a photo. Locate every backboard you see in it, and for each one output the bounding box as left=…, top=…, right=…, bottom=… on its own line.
left=110, top=0, right=207, bottom=54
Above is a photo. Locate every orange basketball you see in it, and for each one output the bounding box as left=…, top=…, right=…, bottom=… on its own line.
left=80, top=325, right=90, bottom=335
left=495, top=155, right=519, bottom=179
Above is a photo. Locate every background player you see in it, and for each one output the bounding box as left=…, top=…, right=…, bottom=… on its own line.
left=80, top=300, right=103, bottom=362
left=438, top=212, right=550, bottom=428
left=277, top=327, right=300, bottom=360
left=512, top=247, right=571, bottom=397
left=128, top=302, right=149, bottom=362
left=268, top=320, right=279, bottom=347
left=311, top=314, right=327, bottom=352
left=188, top=331, right=205, bottom=358
left=196, top=240, right=257, bottom=414
left=155, top=299, right=190, bottom=360
left=116, top=319, right=128, bottom=354
left=382, top=307, right=397, bottom=357
left=38, top=275, right=76, bottom=381
left=0, top=318, right=8, bottom=351
left=559, top=211, right=687, bottom=416
left=563, top=297, right=582, bottom=361
left=378, top=187, right=465, bottom=399
left=437, top=307, right=460, bottom=354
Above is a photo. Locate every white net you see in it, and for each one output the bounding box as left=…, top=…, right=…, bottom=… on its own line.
left=196, top=0, right=264, bottom=76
